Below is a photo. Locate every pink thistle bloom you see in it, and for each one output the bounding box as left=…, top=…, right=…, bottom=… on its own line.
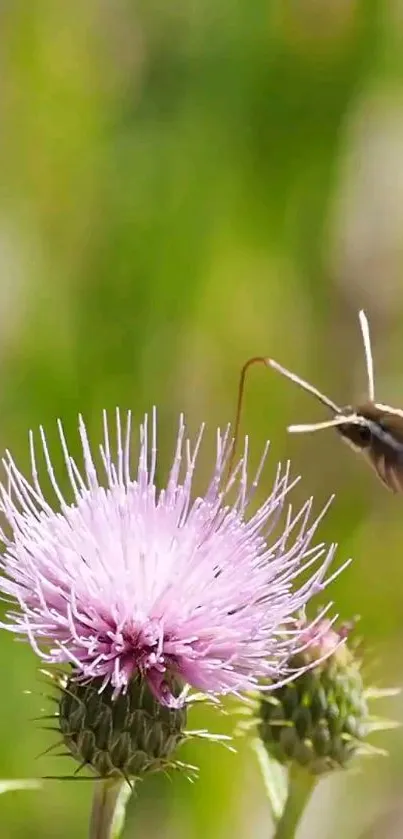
left=0, top=410, right=346, bottom=708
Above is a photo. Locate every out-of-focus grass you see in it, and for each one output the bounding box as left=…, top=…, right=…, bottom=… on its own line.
left=0, top=1, right=402, bottom=837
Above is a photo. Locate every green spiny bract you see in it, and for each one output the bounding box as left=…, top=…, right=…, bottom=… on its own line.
left=254, top=619, right=397, bottom=776
left=58, top=672, right=187, bottom=779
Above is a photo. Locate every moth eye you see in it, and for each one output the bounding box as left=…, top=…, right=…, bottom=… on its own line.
left=357, top=426, right=371, bottom=444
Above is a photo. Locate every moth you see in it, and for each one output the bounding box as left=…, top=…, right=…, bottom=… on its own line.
left=231, top=311, right=403, bottom=493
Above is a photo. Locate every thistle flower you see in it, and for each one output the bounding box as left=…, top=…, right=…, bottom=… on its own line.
left=0, top=410, right=346, bottom=778
left=252, top=617, right=399, bottom=776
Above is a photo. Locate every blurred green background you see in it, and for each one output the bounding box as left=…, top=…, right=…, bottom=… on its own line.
left=1, top=1, right=403, bottom=836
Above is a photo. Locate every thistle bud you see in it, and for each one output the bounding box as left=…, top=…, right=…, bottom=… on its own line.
left=58, top=672, right=187, bottom=779
left=255, top=619, right=397, bottom=776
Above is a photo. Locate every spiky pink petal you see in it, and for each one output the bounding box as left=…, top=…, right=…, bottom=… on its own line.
left=0, top=410, right=344, bottom=706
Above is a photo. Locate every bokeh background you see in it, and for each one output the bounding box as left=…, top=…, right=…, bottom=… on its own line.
left=1, top=1, right=403, bottom=837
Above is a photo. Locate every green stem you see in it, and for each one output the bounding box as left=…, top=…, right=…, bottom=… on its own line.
left=89, top=779, right=133, bottom=839
left=273, top=767, right=317, bottom=839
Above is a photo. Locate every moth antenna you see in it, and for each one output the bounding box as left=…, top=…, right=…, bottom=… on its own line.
left=228, top=356, right=270, bottom=477
left=268, top=359, right=341, bottom=413
left=288, top=415, right=367, bottom=434
left=358, top=310, right=375, bottom=401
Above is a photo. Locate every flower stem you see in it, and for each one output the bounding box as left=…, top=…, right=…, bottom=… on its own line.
left=89, top=779, right=133, bottom=839
left=273, top=767, right=316, bottom=839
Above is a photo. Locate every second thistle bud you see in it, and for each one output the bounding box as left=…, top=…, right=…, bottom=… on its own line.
left=58, top=672, right=188, bottom=779
left=257, top=620, right=370, bottom=775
